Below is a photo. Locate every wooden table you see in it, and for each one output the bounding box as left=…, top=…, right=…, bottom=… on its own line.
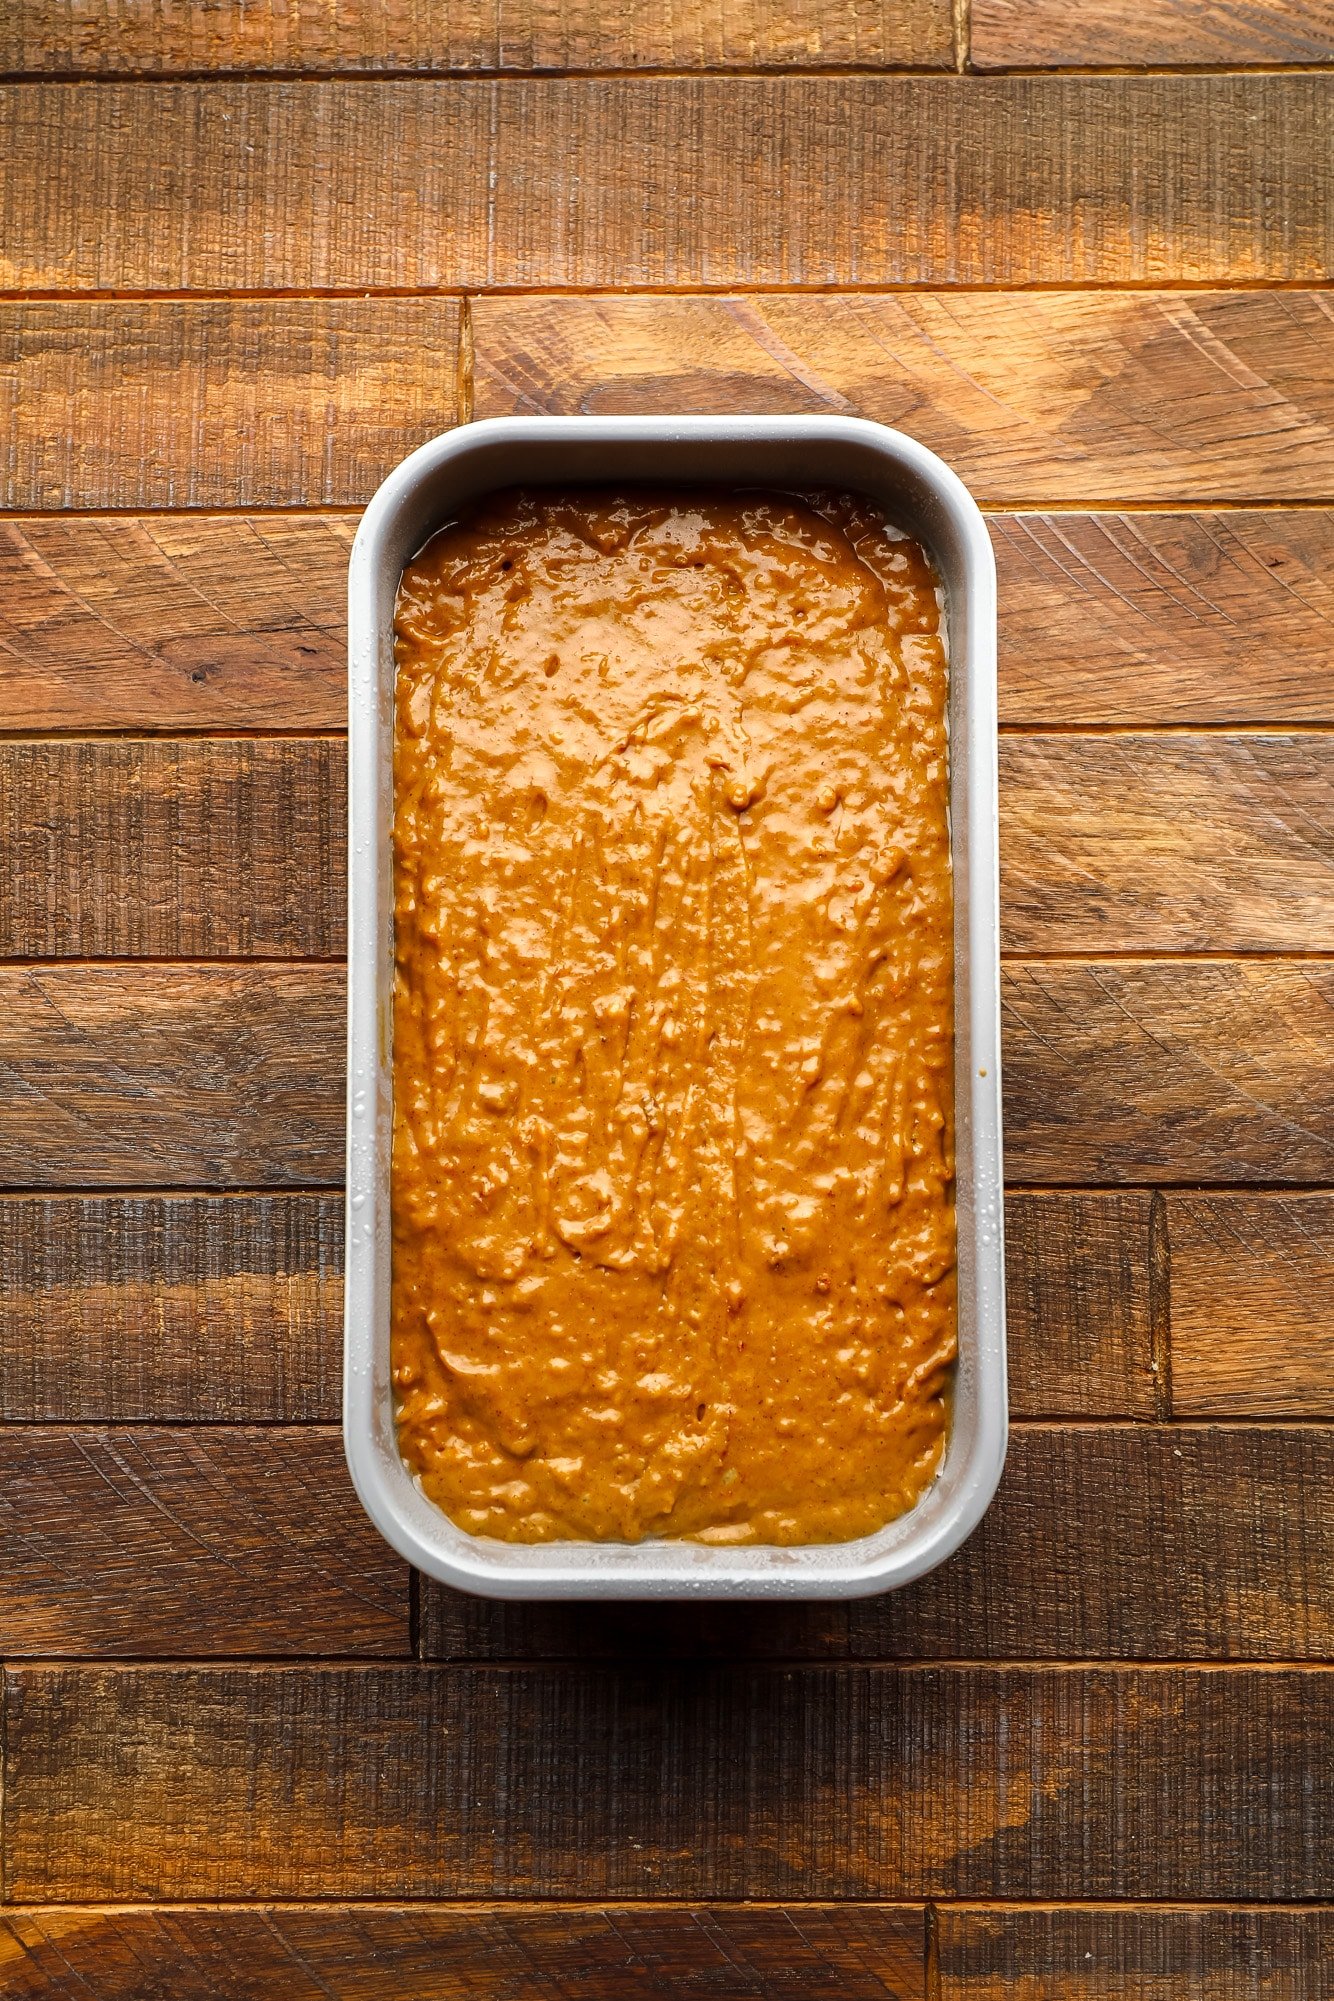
left=0, top=3, right=1331, bottom=1994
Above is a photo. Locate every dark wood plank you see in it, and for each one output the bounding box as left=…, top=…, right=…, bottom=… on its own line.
left=973, top=0, right=1334, bottom=69
left=10, top=511, right=1334, bottom=731
left=0, top=965, right=344, bottom=1188
left=473, top=292, right=1334, bottom=505
left=0, top=1904, right=925, bottom=2001
left=0, top=301, right=459, bottom=510
left=937, top=1905, right=1333, bottom=2001
left=0, top=741, right=345, bottom=957
left=420, top=1426, right=1333, bottom=1663
left=0, top=0, right=954, bottom=72
left=1000, top=735, right=1334, bottom=956
left=4, top=78, right=1330, bottom=291
left=6, top=1665, right=1326, bottom=1898
left=0, top=1190, right=1141, bottom=1422
left=1, top=963, right=1327, bottom=1189
left=0, top=516, right=350, bottom=730
left=0, top=1427, right=407, bottom=1657
left=1168, top=1193, right=1334, bottom=1418
left=1002, top=962, right=1334, bottom=1185
left=1005, top=1192, right=1156, bottom=1420
left=0, top=1195, right=340, bottom=1420
left=994, top=512, right=1334, bottom=726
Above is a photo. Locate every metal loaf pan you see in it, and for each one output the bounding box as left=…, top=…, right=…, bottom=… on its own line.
left=345, top=414, right=1006, bottom=1599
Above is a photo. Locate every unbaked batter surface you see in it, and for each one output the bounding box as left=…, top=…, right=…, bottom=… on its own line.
left=392, top=488, right=955, bottom=1544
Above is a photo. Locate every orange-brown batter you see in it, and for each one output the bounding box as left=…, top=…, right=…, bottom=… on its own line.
left=391, top=488, right=955, bottom=1544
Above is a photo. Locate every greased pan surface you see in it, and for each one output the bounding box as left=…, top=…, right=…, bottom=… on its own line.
left=345, top=415, right=1005, bottom=1599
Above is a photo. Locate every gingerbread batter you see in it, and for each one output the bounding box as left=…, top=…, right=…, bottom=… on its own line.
left=391, top=488, right=955, bottom=1544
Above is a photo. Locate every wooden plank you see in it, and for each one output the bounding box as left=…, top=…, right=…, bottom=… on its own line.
left=0, top=516, right=350, bottom=730
left=1168, top=1193, right=1334, bottom=1418
left=0, top=0, right=954, bottom=73
left=1004, top=1192, right=1156, bottom=1420
left=0, top=301, right=459, bottom=510
left=0, top=1195, right=340, bottom=1420
left=1002, top=962, right=1334, bottom=1185
left=6, top=511, right=1334, bottom=732
left=473, top=293, right=1334, bottom=505
left=993, top=512, right=1334, bottom=727
left=999, top=735, right=1334, bottom=956
left=0, top=963, right=1327, bottom=1189
left=0, top=1904, right=926, bottom=2001
left=420, top=1426, right=1334, bottom=1663
left=0, top=741, right=345, bottom=957
left=0, top=965, right=344, bottom=1188
left=6, top=1665, right=1326, bottom=1898
left=973, top=0, right=1334, bottom=70
left=0, top=1190, right=1140, bottom=1422
left=8, top=734, right=1328, bottom=960
left=0, top=1427, right=407, bottom=1657
left=937, top=1906, right=1333, bottom=2001
left=3, top=78, right=1330, bottom=291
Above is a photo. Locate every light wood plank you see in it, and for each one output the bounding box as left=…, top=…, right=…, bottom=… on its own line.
left=937, top=1906, right=1333, bottom=2001
left=0, top=1195, right=341, bottom=1420
left=473, top=293, right=1334, bottom=504
left=0, top=517, right=351, bottom=730
left=7, top=511, right=1334, bottom=729
left=999, top=735, right=1334, bottom=955
left=0, top=0, right=953, bottom=72
left=0, top=1427, right=407, bottom=1656
left=1002, top=962, right=1334, bottom=1185
left=0, top=963, right=1327, bottom=1189
left=0, top=301, right=459, bottom=510
left=1169, top=1193, right=1334, bottom=1417
left=0, top=741, right=345, bottom=957
left=973, top=0, right=1334, bottom=69
left=993, top=512, right=1334, bottom=726
left=0, top=1905, right=925, bottom=2001
left=8, top=734, right=1328, bottom=959
left=3, top=78, right=1330, bottom=291
left=420, top=1425, right=1334, bottom=1662
left=6, top=1665, right=1326, bottom=1898
left=0, top=965, right=344, bottom=1188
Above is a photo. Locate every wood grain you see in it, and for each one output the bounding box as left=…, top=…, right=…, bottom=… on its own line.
left=0, top=1427, right=407, bottom=1656
left=0, top=0, right=954, bottom=73
left=0, top=741, right=345, bottom=957
left=992, top=512, right=1334, bottom=727
left=1168, top=1194, right=1334, bottom=1418
left=0, top=301, right=459, bottom=510
left=1002, top=962, right=1334, bottom=1185
left=0, top=1904, right=926, bottom=2001
left=973, top=0, right=1334, bottom=69
left=999, top=735, right=1334, bottom=955
left=1005, top=1192, right=1156, bottom=1419
left=8, top=733, right=1327, bottom=960
left=0, top=1195, right=341, bottom=1420
left=0, top=963, right=1326, bottom=1189
left=7, top=511, right=1334, bottom=730
left=0, top=1190, right=1144, bottom=1422
left=6, top=1665, right=1326, bottom=1898
left=0, top=965, right=344, bottom=1187
left=473, top=293, right=1334, bottom=505
left=0, top=516, right=351, bottom=730
left=420, top=1425, right=1334, bottom=1663
left=937, top=1905, right=1333, bottom=2001
left=3, top=78, right=1330, bottom=291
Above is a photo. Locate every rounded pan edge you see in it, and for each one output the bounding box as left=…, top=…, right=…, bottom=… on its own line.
left=345, top=413, right=1006, bottom=1600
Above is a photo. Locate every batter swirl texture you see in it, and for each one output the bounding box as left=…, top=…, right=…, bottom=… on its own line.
left=392, top=488, right=955, bottom=1544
